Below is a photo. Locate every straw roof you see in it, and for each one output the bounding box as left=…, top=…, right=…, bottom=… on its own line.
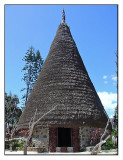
left=18, top=19, right=109, bottom=130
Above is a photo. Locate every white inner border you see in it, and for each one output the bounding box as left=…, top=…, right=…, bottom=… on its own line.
left=0, top=0, right=122, bottom=160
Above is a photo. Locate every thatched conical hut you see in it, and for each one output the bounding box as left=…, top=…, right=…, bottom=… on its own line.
left=18, top=9, right=109, bottom=152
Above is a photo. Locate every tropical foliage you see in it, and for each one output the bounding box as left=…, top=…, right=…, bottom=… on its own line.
left=5, top=92, right=22, bottom=138
left=10, top=140, right=24, bottom=151
left=104, top=139, right=115, bottom=148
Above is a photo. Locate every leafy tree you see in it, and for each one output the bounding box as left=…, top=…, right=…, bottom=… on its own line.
left=5, top=92, right=22, bottom=138
left=33, top=50, right=44, bottom=81
left=114, top=107, right=118, bottom=129
left=21, top=46, right=44, bottom=106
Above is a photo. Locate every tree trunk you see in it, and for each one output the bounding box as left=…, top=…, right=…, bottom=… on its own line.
left=24, top=143, right=27, bottom=155
left=91, top=119, right=111, bottom=155
left=91, top=135, right=111, bottom=154
left=23, top=105, right=57, bottom=155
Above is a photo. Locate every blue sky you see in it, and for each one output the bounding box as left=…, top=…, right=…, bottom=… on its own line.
left=5, top=5, right=117, bottom=117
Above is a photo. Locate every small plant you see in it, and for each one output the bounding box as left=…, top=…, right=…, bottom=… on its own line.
left=88, top=129, right=102, bottom=146
left=18, top=141, right=24, bottom=150
left=10, top=141, right=19, bottom=151
left=88, top=128, right=109, bottom=146
left=111, top=129, right=117, bottom=137
left=80, top=148, right=86, bottom=152
left=19, top=130, right=32, bottom=146
left=10, top=140, right=24, bottom=151
left=103, top=139, right=115, bottom=149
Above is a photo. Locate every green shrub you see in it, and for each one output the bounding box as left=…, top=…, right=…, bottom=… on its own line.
left=104, top=139, right=115, bottom=148
left=18, top=141, right=24, bottom=150
left=10, top=141, right=19, bottom=150
left=111, top=129, right=117, bottom=137
left=80, top=148, right=86, bottom=152
left=10, top=140, right=24, bottom=151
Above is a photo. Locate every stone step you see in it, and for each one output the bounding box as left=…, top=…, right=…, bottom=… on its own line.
left=56, top=147, right=73, bottom=152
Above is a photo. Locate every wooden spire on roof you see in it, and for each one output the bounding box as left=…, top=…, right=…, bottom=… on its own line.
left=62, top=8, right=65, bottom=23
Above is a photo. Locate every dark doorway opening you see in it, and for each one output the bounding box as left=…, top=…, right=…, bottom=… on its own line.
left=58, top=128, right=71, bottom=147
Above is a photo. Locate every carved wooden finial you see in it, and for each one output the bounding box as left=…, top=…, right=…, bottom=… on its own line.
left=62, top=8, right=65, bottom=23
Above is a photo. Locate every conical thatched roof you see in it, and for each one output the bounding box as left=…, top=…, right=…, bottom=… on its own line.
left=18, top=17, right=109, bottom=130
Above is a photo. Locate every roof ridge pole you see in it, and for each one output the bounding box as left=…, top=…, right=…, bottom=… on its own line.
left=62, top=8, right=65, bottom=23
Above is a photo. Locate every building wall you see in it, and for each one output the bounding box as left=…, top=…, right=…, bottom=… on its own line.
left=31, top=126, right=105, bottom=152
left=32, top=127, right=49, bottom=152
left=32, top=127, right=80, bottom=152
left=79, top=126, right=104, bottom=150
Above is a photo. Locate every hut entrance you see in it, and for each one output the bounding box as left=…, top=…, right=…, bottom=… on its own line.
left=58, top=128, right=71, bottom=147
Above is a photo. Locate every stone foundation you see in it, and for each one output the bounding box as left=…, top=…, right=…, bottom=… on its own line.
left=29, top=126, right=105, bottom=152
left=56, top=147, right=73, bottom=152
left=27, top=147, right=46, bottom=152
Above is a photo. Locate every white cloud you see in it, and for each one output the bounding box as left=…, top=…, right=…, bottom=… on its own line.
left=111, top=75, right=117, bottom=82
left=103, top=75, right=108, bottom=84
left=103, top=75, right=107, bottom=79
left=110, top=114, right=114, bottom=119
left=97, top=91, right=117, bottom=111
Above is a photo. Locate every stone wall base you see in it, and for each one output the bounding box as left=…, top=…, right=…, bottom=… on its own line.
left=56, top=147, right=73, bottom=152
left=27, top=147, right=47, bottom=152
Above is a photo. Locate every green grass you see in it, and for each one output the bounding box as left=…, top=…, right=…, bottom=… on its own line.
left=103, top=149, right=117, bottom=153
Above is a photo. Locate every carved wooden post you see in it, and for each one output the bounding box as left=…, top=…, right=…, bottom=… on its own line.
left=72, top=127, right=80, bottom=152
left=24, top=143, right=27, bottom=155
left=49, top=127, right=57, bottom=152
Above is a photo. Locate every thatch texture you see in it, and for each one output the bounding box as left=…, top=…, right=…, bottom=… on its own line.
left=18, top=23, right=108, bottom=130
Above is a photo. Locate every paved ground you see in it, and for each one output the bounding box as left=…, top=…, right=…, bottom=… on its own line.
left=5, top=150, right=117, bottom=155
